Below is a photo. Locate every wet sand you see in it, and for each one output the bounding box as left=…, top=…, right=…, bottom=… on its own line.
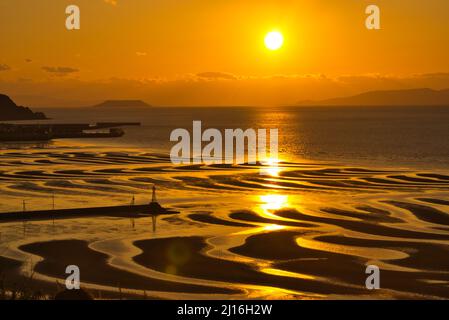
left=133, top=236, right=367, bottom=296
left=19, top=239, right=237, bottom=295
left=1, top=146, right=449, bottom=299
left=231, top=231, right=449, bottom=299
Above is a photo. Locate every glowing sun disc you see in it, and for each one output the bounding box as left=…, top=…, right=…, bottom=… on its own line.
left=264, top=31, right=284, bottom=50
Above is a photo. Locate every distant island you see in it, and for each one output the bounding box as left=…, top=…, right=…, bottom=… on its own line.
left=91, top=100, right=151, bottom=108
left=0, top=94, right=47, bottom=121
left=297, top=88, right=449, bottom=106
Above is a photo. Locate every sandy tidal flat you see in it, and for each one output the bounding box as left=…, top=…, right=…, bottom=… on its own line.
left=1, top=145, right=449, bottom=299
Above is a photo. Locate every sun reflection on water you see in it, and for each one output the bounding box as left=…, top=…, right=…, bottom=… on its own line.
left=255, top=194, right=290, bottom=225
left=263, top=224, right=285, bottom=231
left=260, top=157, right=283, bottom=177
left=259, top=194, right=289, bottom=211
left=261, top=268, right=315, bottom=280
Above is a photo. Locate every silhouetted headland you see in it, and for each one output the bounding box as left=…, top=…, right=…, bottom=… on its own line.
left=91, top=100, right=151, bottom=108
left=0, top=94, right=47, bottom=120
left=297, top=88, right=449, bottom=106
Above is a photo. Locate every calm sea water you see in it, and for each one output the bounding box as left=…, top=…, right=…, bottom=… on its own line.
left=21, top=106, right=449, bottom=170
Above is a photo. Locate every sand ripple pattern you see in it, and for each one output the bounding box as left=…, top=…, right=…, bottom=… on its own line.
left=1, top=149, right=449, bottom=299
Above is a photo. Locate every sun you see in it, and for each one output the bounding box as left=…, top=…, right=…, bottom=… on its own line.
left=264, top=31, right=284, bottom=51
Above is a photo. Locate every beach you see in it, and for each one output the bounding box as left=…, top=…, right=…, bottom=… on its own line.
left=1, top=137, right=448, bottom=299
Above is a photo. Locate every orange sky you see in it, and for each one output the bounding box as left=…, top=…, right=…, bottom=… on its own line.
left=1, top=0, right=449, bottom=106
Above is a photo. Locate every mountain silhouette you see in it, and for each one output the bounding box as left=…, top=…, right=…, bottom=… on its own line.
left=0, top=94, right=47, bottom=120
left=91, top=100, right=151, bottom=108
left=297, top=88, right=449, bottom=106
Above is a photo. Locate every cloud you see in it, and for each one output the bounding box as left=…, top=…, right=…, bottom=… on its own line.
left=135, top=52, right=147, bottom=56
left=103, top=0, right=117, bottom=6
left=42, top=66, right=79, bottom=76
left=196, top=72, right=237, bottom=80
left=414, top=72, right=449, bottom=79
left=3, top=72, right=449, bottom=107
left=0, top=64, right=11, bottom=71
left=17, top=78, right=32, bottom=83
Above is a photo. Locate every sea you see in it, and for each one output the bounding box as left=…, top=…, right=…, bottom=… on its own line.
left=25, top=105, right=449, bottom=170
